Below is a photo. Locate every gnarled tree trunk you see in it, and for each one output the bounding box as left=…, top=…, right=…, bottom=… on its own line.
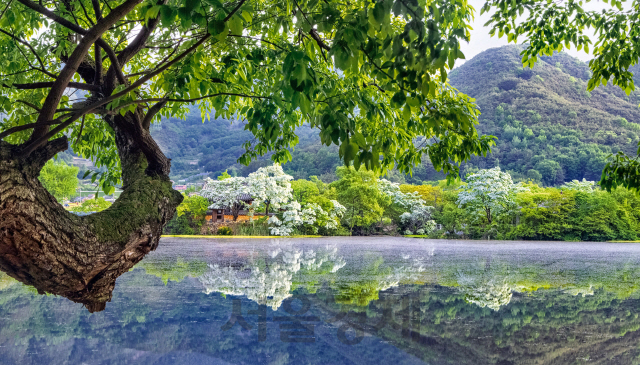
left=0, top=131, right=182, bottom=312
left=0, top=0, right=192, bottom=312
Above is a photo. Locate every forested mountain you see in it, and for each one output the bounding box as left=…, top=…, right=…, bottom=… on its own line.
left=451, top=45, right=640, bottom=185
left=152, top=45, right=640, bottom=185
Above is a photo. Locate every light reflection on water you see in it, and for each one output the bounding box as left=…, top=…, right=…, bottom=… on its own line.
left=2, top=237, right=640, bottom=364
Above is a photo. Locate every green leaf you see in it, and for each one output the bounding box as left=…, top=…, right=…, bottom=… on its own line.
left=160, top=6, right=176, bottom=27
left=208, top=19, right=226, bottom=36
left=391, top=91, right=406, bottom=107
left=185, top=0, right=201, bottom=11
left=353, top=132, right=366, bottom=148
left=229, top=15, right=243, bottom=35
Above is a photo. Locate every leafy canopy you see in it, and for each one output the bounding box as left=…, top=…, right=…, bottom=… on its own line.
left=0, top=0, right=494, bottom=195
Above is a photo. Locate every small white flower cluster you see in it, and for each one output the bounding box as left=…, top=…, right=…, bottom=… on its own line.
left=561, top=178, right=596, bottom=193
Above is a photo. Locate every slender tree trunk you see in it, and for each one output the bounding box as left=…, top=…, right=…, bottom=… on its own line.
left=265, top=200, right=270, bottom=216
left=232, top=202, right=240, bottom=221
left=0, top=114, right=182, bottom=312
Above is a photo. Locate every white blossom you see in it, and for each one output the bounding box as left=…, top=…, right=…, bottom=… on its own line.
left=201, top=177, right=250, bottom=210
left=561, top=178, right=596, bottom=193
left=247, top=164, right=293, bottom=212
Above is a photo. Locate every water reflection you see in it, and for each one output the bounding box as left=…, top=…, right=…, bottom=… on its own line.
left=2, top=238, right=640, bottom=364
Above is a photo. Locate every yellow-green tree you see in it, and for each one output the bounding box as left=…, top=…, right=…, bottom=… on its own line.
left=38, top=160, right=79, bottom=202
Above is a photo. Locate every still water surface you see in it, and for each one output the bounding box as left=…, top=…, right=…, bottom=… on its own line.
left=2, top=237, right=640, bottom=364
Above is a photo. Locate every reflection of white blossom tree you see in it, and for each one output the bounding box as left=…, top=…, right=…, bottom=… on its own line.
left=199, top=242, right=346, bottom=309
left=457, top=274, right=513, bottom=311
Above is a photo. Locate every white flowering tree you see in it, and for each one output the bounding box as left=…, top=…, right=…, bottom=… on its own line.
left=269, top=200, right=346, bottom=236
left=561, top=179, right=596, bottom=193
left=457, top=167, right=528, bottom=224
left=201, top=177, right=250, bottom=221
left=379, top=179, right=436, bottom=235
left=247, top=164, right=294, bottom=216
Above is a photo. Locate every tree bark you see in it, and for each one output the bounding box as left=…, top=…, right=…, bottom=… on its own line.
left=0, top=133, right=182, bottom=312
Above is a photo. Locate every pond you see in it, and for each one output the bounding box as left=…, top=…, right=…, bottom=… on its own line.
left=2, top=237, right=640, bottom=364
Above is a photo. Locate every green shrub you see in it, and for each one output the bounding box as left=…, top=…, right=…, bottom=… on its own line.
left=217, top=226, right=233, bottom=235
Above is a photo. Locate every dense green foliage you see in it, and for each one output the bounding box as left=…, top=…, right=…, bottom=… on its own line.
left=38, top=160, right=79, bottom=202
left=430, top=178, right=640, bottom=242
left=69, top=197, right=112, bottom=213
left=180, top=164, right=640, bottom=240
left=0, top=0, right=495, bottom=197
left=163, top=195, right=209, bottom=234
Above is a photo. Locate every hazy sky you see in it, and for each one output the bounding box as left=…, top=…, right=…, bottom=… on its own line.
left=460, top=0, right=608, bottom=64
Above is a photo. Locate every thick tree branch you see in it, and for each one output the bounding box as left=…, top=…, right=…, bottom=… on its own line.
left=0, top=116, right=70, bottom=140
left=91, top=0, right=102, bottom=19
left=224, top=0, right=248, bottom=22
left=91, top=0, right=103, bottom=86
left=142, top=100, right=166, bottom=130
left=22, top=35, right=210, bottom=154
left=16, top=99, right=41, bottom=111
left=106, top=0, right=166, bottom=90
left=4, top=82, right=101, bottom=92
left=309, top=29, right=331, bottom=51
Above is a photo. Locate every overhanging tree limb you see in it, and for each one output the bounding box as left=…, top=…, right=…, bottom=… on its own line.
left=14, top=0, right=127, bottom=85
left=27, top=0, right=142, bottom=143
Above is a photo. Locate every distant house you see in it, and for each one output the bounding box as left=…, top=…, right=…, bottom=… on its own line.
left=206, top=193, right=254, bottom=223
left=174, top=185, right=187, bottom=191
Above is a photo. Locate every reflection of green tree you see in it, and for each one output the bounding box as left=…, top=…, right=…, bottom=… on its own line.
left=138, top=258, right=208, bottom=285
left=334, top=257, right=394, bottom=308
